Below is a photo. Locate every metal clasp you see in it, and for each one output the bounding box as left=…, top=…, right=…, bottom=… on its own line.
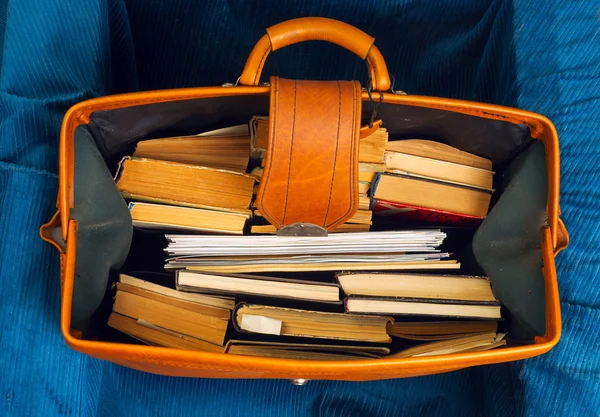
left=290, top=379, right=310, bottom=386
left=277, top=223, right=328, bottom=237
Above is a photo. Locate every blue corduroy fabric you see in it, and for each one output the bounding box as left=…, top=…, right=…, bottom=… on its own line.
left=1, top=0, right=598, bottom=415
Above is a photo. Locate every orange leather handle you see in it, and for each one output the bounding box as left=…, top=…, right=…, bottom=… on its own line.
left=239, top=18, right=391, bottom=91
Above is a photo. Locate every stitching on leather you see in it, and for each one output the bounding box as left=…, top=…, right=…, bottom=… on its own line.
left=323, top=81, right=343, bottom=227
left=326, top=81, right=359, bottom=228
left=259, top=78, right=280, bottom=227
left=253, top=45, right=272, bottom=85
left=281, top=80, right=297, bottom=224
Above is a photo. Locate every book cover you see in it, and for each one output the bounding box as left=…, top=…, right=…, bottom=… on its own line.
left=372, top=199, right=484, bottom=227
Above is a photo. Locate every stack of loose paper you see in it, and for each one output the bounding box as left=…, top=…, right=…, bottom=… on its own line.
left=164, top=230, right=459, bottom=273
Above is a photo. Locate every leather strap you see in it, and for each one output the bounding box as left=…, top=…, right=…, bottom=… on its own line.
left=256, top=77, right=361, bottom=230
left=239, top=18, right=391, bottom=91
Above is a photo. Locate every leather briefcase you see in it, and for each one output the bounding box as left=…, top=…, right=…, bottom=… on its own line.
left=41, top=17, right=569, bottom=380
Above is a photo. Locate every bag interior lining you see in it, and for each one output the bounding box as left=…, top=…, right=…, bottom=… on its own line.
left=70, top=93, right=546, bottom=348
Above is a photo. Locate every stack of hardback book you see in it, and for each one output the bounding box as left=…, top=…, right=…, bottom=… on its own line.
left=108, top=274, right=234, bottom=352
left=372, top=139, right=495, bottom=226
left=109, top=267, right=504, bottom=358
left=118, top=125, right=255, bottom=235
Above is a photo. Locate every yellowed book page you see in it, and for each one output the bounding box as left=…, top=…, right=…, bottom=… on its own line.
left=338, top=273, right=496, bottom=301
left=119, top=274, right=235, bottom=310
left=385, top=151, right=493, bottom=189
left=129, top=202, right=248, bottom=234
left=115, top=157, right=255, bottom=211
left=227, top=346, right=375, bottom=360
left=386, top=139, right=492, bottom=170
left=387, top=320, right=497, bottom=336
left=236, top=304, right=392, bottom=342
left=346, top=299, right=501, bottom=319
left=134, top=136, right=250, bottom=172
left=389, top=332, right=497, bottom=358
left=116, top=282, right=231, bottom=320
left=113, top=291, right=228, bottom=345
left=108, top=313, right=224, bottom=352
left=374, top=174, right=491, bottom=217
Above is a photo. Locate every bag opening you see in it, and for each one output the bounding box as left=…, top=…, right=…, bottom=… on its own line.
left=69, top=93, right=548, bottom=354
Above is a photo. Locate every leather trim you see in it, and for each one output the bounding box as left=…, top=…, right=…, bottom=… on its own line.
left=239, top=18, right=390, bottom=91
left=40, top=210, right=64, bottom=253
left=266, top=18, right=375, bottom=58
left=554, top=217, right=569, bottom=256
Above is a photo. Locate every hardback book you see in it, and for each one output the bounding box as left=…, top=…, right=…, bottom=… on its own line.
left=344, top=297, right=502, bottom=319
left=233, top=304, right=392, bottom=342
left=386, top=320, right=498, bottom=341
left=118, top=274, right=235, bottom=310
left=224, top=340, right=389, bottom=360
left=107, top=313, right=224, bottom=352
left=386, top=139, right=492, bottom=170
left=372, top=173, right=492, bottom=218
left=176, top=270, right=341, bottom=303
left=384, top=150, right=493, bottom=189
left=128, top=202, right=249, bottom=234
left=111, top=275, right=232, bottom=345
left=372, top=200, right=484, bottom=227
left=115, top=157, right=255, bottom=213
left=112, top=290, right=229, bottom=345
left=336, top=272, right=497, bottom=302
left=389, top=332, right=506, bottom=358
left=251, top=116, right=389, bottom=163
left=133, top=130, right=250, bottom=172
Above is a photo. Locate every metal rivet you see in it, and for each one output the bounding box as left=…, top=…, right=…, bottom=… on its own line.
left=290, top=379, right=309, bottom=386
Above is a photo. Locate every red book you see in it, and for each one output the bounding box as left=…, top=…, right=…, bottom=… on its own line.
left=372, top=200, right=484, bottom=227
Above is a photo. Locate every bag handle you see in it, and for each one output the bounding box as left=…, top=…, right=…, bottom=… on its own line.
left=239, top=17, right=391, bottom=91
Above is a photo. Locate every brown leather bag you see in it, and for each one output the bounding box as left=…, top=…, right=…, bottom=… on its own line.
left=41, top=17, right=569, bottom=380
